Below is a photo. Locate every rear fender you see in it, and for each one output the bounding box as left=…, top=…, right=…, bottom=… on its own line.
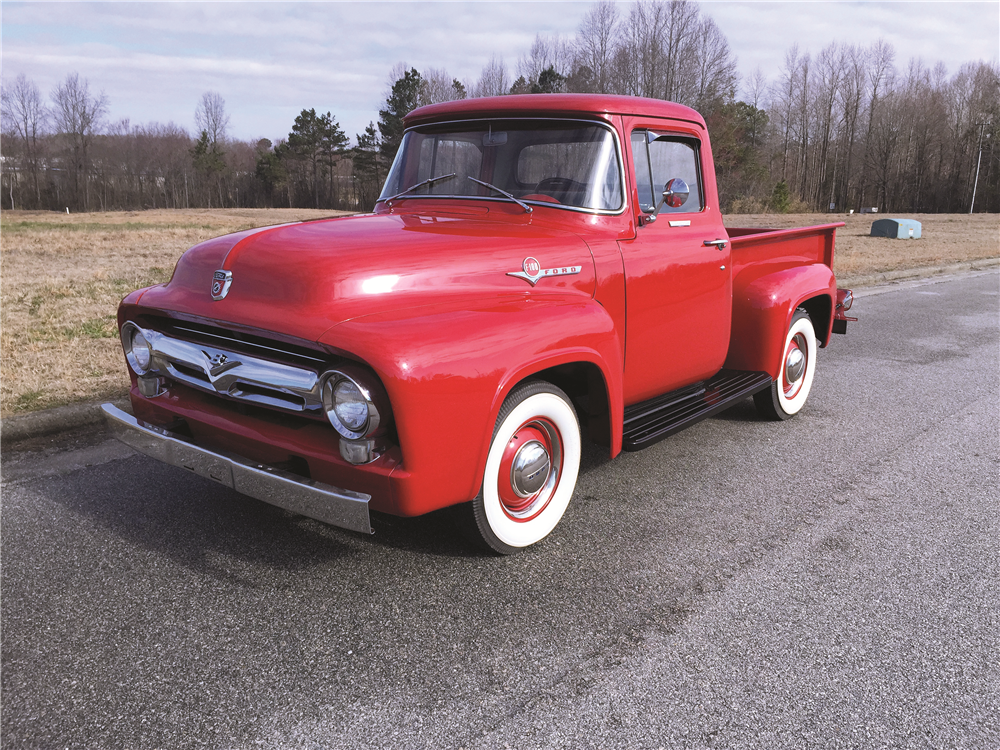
left=725, top=264, right=836, bottom=378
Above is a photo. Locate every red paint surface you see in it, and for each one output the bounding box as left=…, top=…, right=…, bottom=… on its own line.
left=118, top=96, right=845, bottom=519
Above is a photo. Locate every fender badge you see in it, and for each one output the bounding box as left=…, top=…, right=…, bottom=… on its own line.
left=507, top=257, right=582, bottom=286
left=211, top=270, right=233, bottom=300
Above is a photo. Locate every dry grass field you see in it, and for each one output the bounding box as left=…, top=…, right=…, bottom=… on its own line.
left=1, top=208, right=997, bottom=415
left=725, top=212, right=999, bottom=280
left=1, top=208, right=343, bottom=415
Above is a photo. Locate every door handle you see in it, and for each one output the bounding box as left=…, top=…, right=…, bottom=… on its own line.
left=703, top=239, right=728, bottom=250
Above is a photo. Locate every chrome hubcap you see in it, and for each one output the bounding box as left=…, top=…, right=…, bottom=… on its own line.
left=782, top=332, right=809, bottom=400
left=511, top=440, right=551, bottom=497
left=497, top=418, right=562, bottom=521
left=785, top=347, right=805, bottom=384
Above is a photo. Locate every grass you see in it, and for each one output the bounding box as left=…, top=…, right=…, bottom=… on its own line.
left=1, top=208, right=345, bottom=415
left=1, top=208, right=996, bottom=416
left=2, top=221, right=218, bottom=233
left=723, top=212, right=999, bottom=281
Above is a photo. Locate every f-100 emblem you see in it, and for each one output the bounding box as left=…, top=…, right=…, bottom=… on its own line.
left=211, top=269, right=233, bottom=300
left=507, top=257, right=582, bottom=286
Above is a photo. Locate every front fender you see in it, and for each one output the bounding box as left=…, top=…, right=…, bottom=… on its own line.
left=724, top=264, right=836, bottom=378
left=323, top=296, right=622, bottom=516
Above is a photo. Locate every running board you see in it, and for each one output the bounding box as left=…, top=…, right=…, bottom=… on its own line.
left=622, top=370, right=772, bottom=451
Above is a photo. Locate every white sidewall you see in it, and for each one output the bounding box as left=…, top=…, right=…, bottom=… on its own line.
left=776, top=316, right=817, bottom=416
left=482, top=393, right=581, bottom=548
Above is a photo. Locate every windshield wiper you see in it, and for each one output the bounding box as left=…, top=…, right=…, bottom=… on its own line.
left=384, top=173, right=457, bottom=204
left=468, top=177, right=533, bottom=214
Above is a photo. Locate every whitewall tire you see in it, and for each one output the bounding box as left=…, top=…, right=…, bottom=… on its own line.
left=472, top=381, right=581, bottom=554
left=754, top=309, right=818, bottom=420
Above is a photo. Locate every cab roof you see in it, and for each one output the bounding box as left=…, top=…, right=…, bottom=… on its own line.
left=404, top=94, right=706, bottom=130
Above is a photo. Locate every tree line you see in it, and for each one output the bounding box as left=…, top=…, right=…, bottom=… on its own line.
left=2, top=0, right=997, bottom=214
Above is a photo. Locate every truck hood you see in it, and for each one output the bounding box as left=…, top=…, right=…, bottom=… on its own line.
left=138, top=211, right=596, bottom=343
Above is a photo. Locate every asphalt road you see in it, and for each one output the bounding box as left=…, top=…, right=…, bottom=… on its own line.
left=2, top=270, right=997, bottom=750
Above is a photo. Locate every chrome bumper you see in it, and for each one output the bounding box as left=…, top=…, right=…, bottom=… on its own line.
left=101, top=404, right=372, bottom=534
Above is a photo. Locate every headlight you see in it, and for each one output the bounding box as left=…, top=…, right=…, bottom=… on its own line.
left=334, top=379, right=368, bottom=431
left=322, top=371, right=382, bottom=439
left=122, top=322, right=153, bottom=375
left=132, top=330, right=152, bottom=370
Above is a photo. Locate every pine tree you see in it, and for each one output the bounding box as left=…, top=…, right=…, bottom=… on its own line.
left=378, top=68, right=423, bottom=162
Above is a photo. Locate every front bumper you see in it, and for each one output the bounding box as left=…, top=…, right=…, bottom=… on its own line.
left=102, top=404, right=373, bottom=534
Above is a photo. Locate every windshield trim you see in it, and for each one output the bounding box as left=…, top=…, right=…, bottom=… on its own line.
left=381, top=116, right=628, bottom=216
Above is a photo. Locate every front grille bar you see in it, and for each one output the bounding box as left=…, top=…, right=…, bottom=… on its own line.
left=170, top=324, right=328, bottom=365
left=128, top=324, right=325, bottom=415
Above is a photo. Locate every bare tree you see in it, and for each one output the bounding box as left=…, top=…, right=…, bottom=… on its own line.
left=421, top=68, right=457, bottom=105
left=858, top=39, right=896, bottom=206
left=51, top=73, right=108, bottom=210
left=518, top=34, right=573, bottom=86
left=1, top=73, right=49, bottom=208
left=836, top=44, right=867, bottom=209
left=618, top=1, right=668, bottom=98
left=519, top=35, right=552, bottom=84
left=813, top=43, right=842, bottom=207
left=743, top=67, right=768, bottom=149
left=575, top=0, right=619, bottom=94
left=475, top=55, right=510, bottom=97
left=688, top=16, right=737, bottom=111
left=771, top=45, right=801, bottom=182
left=660, top=0, right=700, bottom=103
left=195, top=91, right=230, bottom=146
left=793, top=51, right=811, bottom=196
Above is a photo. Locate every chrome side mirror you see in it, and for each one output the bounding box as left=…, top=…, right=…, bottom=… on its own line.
left=661, top=178, right=689, bottom=209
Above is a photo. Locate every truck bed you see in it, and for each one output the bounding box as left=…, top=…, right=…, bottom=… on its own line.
left=727, top=223, right=845, bottom=278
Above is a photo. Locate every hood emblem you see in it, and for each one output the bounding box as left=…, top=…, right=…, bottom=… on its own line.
left=507, top=257, right=582, bottom=286
left=204, top=350, right=241, bottom=377
left=211, top=270, right=233, bottom=300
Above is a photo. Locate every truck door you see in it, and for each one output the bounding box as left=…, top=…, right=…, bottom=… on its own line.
left=620, top=122, right=732, bottom=403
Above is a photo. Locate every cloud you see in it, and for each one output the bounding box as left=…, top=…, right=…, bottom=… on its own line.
left=2, top=1, right=997, bottom=144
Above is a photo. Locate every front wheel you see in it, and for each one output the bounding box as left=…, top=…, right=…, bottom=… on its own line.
left=754, top=309, right=818, bottom=420
left=471, top=381, right=581, bottom=554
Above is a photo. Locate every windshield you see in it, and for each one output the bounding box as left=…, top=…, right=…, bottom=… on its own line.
left=379, top=119, right=624, bottom=212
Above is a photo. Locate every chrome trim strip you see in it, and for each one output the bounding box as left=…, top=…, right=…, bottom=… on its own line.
left=127, top=324, right=325, bottom=414
left=102, top=404, right=373, bottom=534
left=170, top=325, right=327, bottom=364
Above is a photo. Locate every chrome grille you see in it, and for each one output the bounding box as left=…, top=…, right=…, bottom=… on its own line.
left=126, top=323, right=326, bottom=415
left=147, top=317, right=327, bottom=368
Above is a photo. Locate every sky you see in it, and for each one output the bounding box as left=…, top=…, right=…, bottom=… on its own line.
left=2, top=1, right=998, bottom=145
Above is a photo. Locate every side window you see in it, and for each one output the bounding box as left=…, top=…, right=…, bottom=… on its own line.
left=631, top=130, right=703, bottom=214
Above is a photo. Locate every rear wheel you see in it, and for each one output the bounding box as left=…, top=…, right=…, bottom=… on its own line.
left=471, top=381, right=581, bottom=554
left=754, top=309, right=817, bottom=420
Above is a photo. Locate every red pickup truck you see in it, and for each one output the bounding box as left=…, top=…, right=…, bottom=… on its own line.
left=103, top=94, right=855, bottom=553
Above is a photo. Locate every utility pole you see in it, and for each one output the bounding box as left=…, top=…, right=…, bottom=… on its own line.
left=970, top=121, right=989, bottom=213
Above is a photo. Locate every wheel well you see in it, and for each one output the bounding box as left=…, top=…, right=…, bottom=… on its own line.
left=529, top=362, right=611, bottom=447
left=798, top=294, right=832, bottom=347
